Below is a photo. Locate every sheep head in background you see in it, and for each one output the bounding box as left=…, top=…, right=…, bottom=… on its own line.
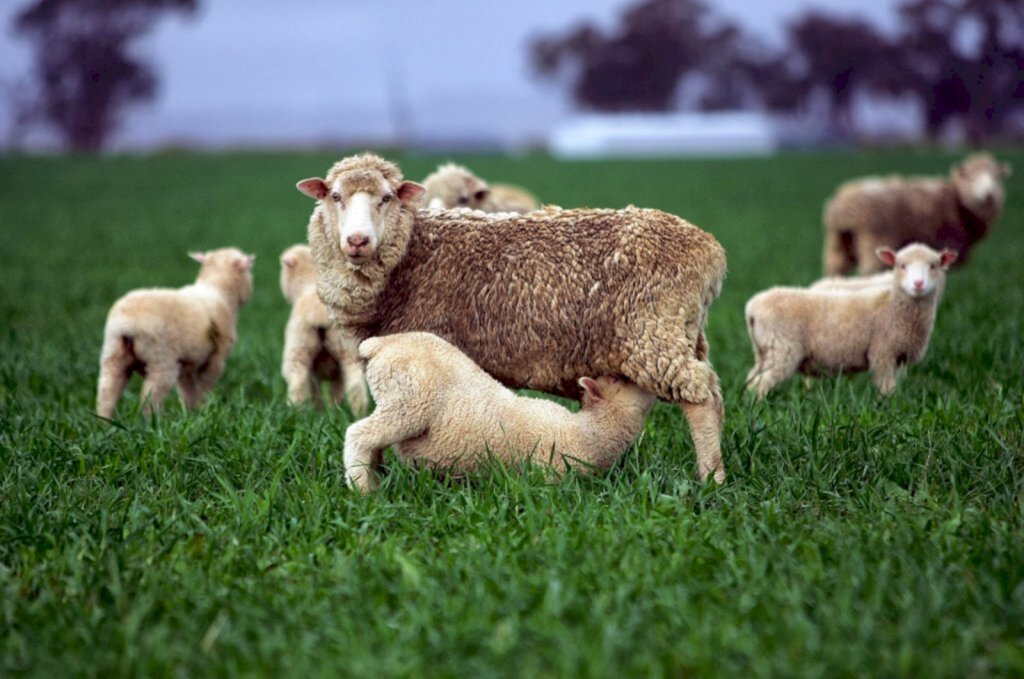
left=296, top=154, right=424, bottom=264
left=951, top=153, right=1011, bottom=227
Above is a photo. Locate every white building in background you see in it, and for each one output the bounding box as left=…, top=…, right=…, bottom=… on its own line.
left=548, top=111, right=782, bottom=158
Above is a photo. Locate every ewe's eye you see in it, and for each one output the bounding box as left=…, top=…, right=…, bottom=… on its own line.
left=332, top=192, right=341, bottom=203
left=381, top=194, right=392, bottom=204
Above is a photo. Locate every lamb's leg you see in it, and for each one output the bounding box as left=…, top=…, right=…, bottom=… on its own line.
left=282, top=325, right=318, bottom=406
left=96, top=335, right=132, bottom=419
left=869, top=353, right=899, bottom=395
left=140, top=361, right=178, bottom=416
left=746, top=345, right=802, bottom=399
left=177, top=371, right=202, bottom=410
left=343, top=405, right=430, bottom=494
left=341, top=358, right=368, bottom=417
left=195, top=340, right=232, bottom=406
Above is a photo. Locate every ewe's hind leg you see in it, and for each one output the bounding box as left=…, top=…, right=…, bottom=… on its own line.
left=856, top=235, right=886, bottom=274
left=96, top=337, right=132, bottom=419
left=140, top=361, right=179, bottom=415
left=343, top=404, right=430, bottom=494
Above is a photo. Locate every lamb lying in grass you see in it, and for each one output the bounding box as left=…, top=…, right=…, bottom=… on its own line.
left=343, top=332, right=657, bottom=493
left=96, top=248, right=254, bottom=418
left=279, top=244, right=367, bottom=412
left=745, top=243, right=956, bottom=397
left=420, top=162, right=540, bottom=213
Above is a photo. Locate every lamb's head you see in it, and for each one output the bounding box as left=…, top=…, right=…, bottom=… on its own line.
left=952, top=152, right=1011, bottom=219
left=279, top=244, right=316, bottom=303
left=578, top=376, right=658, bottom=413
left=876, top=243, right=956, bottom=299
left=296, top=154, right=424, bottom=264
left=422, top=163, right=490, bottom=210
left=189, top=247, right=255, bottom=305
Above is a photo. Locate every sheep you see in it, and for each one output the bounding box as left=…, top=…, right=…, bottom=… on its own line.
left=420, top=162, right=540, bottom=213
left=822, top=152, right=1010, bottom=275
left=96, top=247, right=254, bottom=418
left=343, top=332, right=657, bottom=492
left=745, top=243, right=957, bottom=398
left=297, top=153, right=729, bottom=482
left=279, top=244, right=367, bottom=413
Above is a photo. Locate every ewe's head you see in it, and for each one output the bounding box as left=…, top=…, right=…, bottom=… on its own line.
left=296, top=154, right=424, bottom=264
left=189, top=247, right=255, bottom=305
left=279, top=244, right=316, bottom=303
left=422, top=163, right=490, bottom=210
left=952, top=153, right=1011, bottom=217
left=876, top=243, right=956, bottom=299
left=578, top=376, right=657, bottom=413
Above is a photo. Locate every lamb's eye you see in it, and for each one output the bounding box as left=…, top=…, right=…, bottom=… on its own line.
left=900, top=264, right=907, bottom=270
left=457, top=196, right=469, bottom=205
left=332, top=192, right=341, bottom=203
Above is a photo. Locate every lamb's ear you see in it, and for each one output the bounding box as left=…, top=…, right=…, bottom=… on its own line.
left=188, top=251, right=208, bottom=264
left=1000, top=162, right=1012, bottom=178
left=875, top=247, right=897, bottom=268
left=281, top=254, right=296, bottom=268
left=234, top=254, right=255, bottom=272
left=939, top=249, right=958, bottom=269
left=578, top=377, right=604, bottom=402
left=297, top=178, right=329, bottom=200
left=396, top=181, right=425, bottom=204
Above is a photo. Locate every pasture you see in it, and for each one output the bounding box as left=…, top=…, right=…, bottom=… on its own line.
left=1, top=150, right=1022, bottom=676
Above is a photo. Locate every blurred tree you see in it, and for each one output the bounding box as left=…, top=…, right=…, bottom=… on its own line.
left=530, top=0, right=741, bottom=112
left=896, top=0, right=1024, bottom=141
left=14, top=0, right=197, bottom=152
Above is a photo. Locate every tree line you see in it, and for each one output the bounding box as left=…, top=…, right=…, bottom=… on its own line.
left=531, top=0, right=1024, bottom=143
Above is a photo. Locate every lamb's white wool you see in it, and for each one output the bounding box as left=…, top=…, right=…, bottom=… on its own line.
left=96, top=247, right=254, bottom=418
left=809, top=271, right=892, bottom=292
left=279, top=244, right=367, bottom=412
left=343, top=332, right=657, bottom=493
left=746, top=243, right=956, bottom=397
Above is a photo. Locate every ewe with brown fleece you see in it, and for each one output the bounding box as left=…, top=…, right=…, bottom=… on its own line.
left=279, top=244, right=367, bottom=412
left=823, top=152, right=1009, bottom=275
left=421, top=162, right=540, bottom=213
left=746, top=243, right=956, bottom=397
left=298, top=153, right=729, bottom=482
left=96, top=248, right=254, bottom=418
left=344, top=332, right=656, bottom=492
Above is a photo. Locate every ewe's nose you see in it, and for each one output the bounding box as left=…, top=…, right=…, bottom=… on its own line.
left=347, top=233, right=370, bottom=248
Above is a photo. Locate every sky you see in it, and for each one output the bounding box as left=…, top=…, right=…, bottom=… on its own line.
left=0, top=0, right=901, bottom=150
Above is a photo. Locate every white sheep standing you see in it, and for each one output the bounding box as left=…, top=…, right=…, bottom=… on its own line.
left=343, top=332, right=657, bottom=492
left=809, top=271, right=893, bottom=292
left=279, top=244, right=367, bottom=413
left=96, top=247, right=254, bottom=418
left=745, top=243, right=956, bottom=397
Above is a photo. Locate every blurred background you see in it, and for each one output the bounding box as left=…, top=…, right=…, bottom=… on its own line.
left=0, top=0, right=1021, bottom=156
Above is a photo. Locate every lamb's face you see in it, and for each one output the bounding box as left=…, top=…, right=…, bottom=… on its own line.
left=579, top=376, right=657, bottom=412
left=877, top=244, right=957, bottom=298
left=425, top=165, right=490, bottom=210
left=953, top=154, right=1011, bottom=217
left=297, top=171, right=424, bottom=264
left=192, top=247, right=256, bottom=304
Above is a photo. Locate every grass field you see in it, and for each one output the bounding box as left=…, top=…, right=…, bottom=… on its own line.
left=1, top=149, right=1023, bottom=676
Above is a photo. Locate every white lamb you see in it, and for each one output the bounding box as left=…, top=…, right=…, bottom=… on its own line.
left=809, top=271, right=893, bottom=292
left=343, top=332, right=657, bottom=493
left=96, top=247, right=254, bottom=418
left=745, top=243, right=956, bottom=397
left=279, top=244, right=367, bottom=412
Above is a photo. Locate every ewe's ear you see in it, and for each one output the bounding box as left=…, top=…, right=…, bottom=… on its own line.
left=1000, top=162, right=1012, bottom=178
left=939, top=249, right=958, bottom=269
left=297, top=178, right=329, bottom=200
left=396, top=181, right=425, bottom=204
left=578, top=377, right=604, bottom=402
left=188, top=251, right=208, bottom=264
left=875, top=247, right=897, bottom=268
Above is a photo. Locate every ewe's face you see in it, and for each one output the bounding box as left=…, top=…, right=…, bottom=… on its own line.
left=879, top=245, right=956, bottom=298
left=297, top=172, right=424, bottom=264
left=954, top=155, right=1010, bottom=215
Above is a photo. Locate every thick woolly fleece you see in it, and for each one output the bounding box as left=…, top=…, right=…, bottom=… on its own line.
left=96, top=247, right=254, bottom=418
left=420, top=163, right=540, bottom=213
left=343, top=332, right=657, bottom=492
left=823, top=153, right=1009, bottom=275
left=304, top=153, right=728, bottom=481
left=279, top=244, right=367, bottom=412
left=745, top=244, right=952, bottom=396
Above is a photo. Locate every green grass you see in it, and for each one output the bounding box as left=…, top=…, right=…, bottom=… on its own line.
left=1, top=149, right=1022, bottom=677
